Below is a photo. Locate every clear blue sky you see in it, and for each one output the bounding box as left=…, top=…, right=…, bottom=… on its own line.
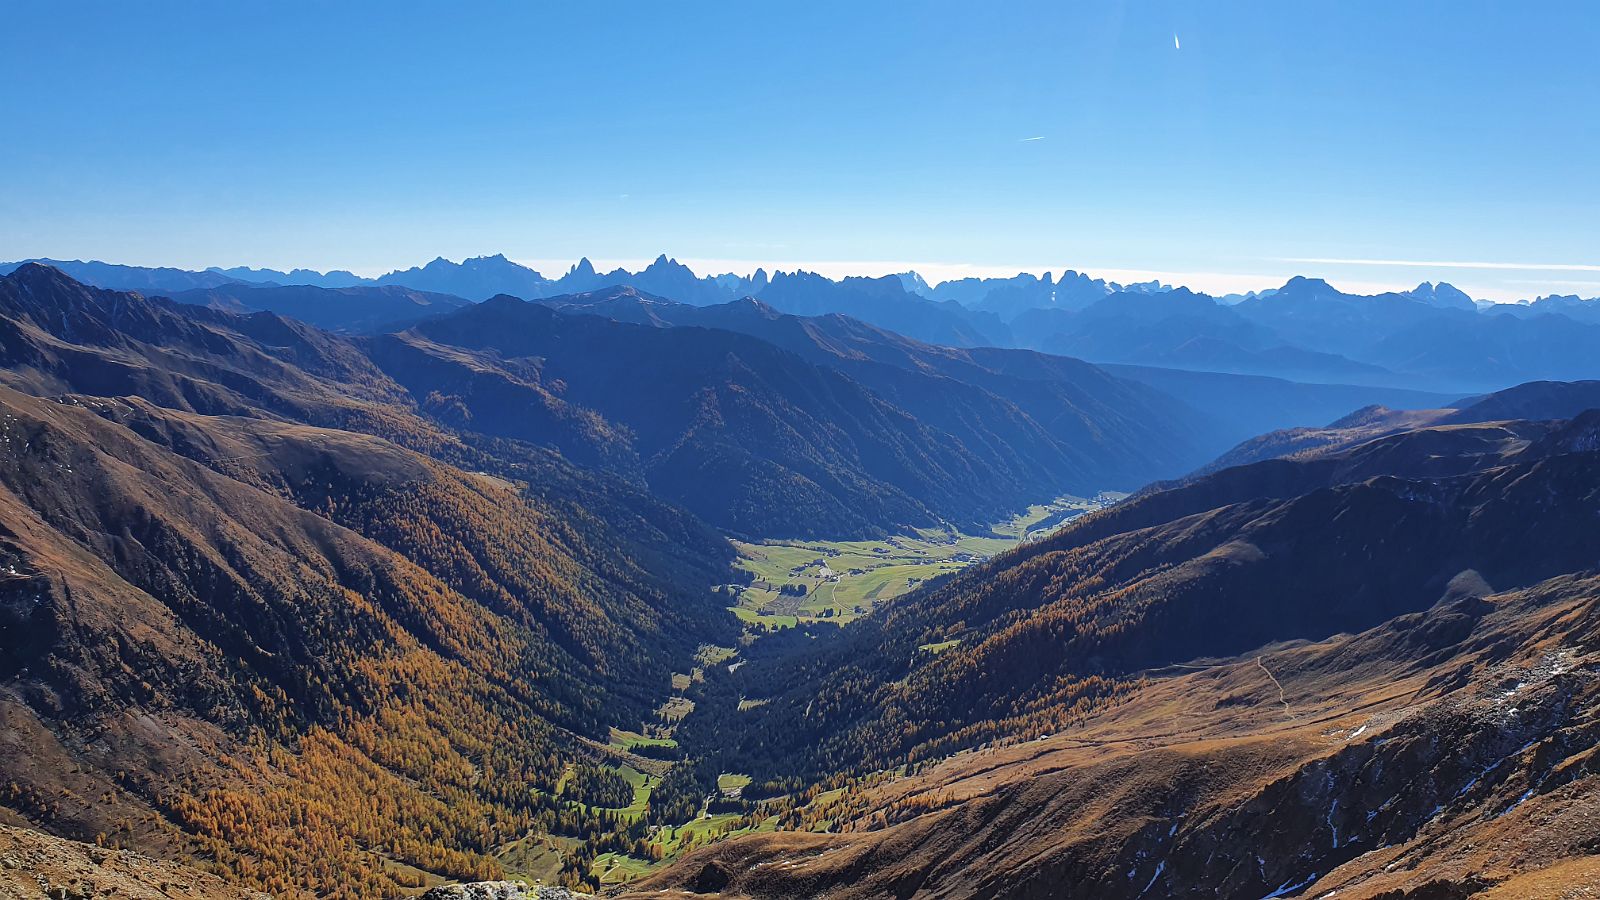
left=3, top=1, right=1597, bottom=299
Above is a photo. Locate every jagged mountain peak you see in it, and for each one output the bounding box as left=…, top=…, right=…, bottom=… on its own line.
left=2, top=261, right=160, bottom=327
left=896, top=270, right=933, bottom=296
left=1408, top=280, right=1477, bottom=310
left=5, top=260, right=81, bottom=288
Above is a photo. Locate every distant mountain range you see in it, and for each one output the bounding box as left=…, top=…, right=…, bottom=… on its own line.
left=4, top=255, right=1598, bottom=391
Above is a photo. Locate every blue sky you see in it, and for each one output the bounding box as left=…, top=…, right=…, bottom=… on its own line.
left=3, top=1, right=1597, bottom=299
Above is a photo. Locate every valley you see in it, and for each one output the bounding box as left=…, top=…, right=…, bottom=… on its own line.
left=727, top=493, right=1122, bottom=626
left=473, top=495, right=1125, bottom=888
left=638, top=386, right=1600, bottom=897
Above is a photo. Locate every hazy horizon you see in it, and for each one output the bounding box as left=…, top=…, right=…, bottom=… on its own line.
left=10, top=250, right=1588, bottom=304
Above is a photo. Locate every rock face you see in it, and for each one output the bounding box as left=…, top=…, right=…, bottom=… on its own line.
left=420, top=884, right=588, bottom=900
left=421, top=884, right=530, bottom=900
left=0, top=824, right=268, bottom=900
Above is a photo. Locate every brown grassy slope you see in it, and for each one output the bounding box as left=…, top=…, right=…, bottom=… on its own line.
left=0, top=384, right=552, bottom=885
left=1192, top=404, right=1455, bottom=475
left=0, top=263, right=444, bottom=450
left=0, top=382, right=726, bottom=896
left=0, top=822, right=269, bottom=900
left=75, top=394, right=729, bottom=722
left=630, top=572, right=1600, bottom=899
left=1192, top=379, right=1600, bottom=478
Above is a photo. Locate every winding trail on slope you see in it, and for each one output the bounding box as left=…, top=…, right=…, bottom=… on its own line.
left=1164, top=657, right=1293, bottom=718
left=1256, top=656, right=1292, bottom=716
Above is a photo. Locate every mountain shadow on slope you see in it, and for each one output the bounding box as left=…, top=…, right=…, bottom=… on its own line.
left=537, top=287, right=1216, bottom=489
left=169, top=282, right=470, bottom=333
left=370, top=293, right=1211, bottom=537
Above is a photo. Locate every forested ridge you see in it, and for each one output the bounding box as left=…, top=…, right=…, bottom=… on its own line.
left=0, top=266, right=743, bottom=895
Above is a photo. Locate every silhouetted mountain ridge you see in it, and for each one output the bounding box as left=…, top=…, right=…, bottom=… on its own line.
left=373, top=292, right=1210, bottom=536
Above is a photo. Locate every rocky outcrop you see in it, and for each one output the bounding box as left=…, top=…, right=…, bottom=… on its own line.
left=421, top=884, right=528, bottom=900
left=420, top=882, right=590, bottom=900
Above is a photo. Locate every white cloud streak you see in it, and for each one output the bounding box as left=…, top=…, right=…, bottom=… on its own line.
left=1281, top=256, right=1600, bottom=273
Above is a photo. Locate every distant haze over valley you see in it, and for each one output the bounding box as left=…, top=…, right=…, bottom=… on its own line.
left=9, top=251, right=1594, bottom=306
left=7, top=252, right=1598, bottom=395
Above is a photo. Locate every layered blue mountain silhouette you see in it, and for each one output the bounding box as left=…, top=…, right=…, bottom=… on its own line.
left=5, top=254, right=1597, bottom=391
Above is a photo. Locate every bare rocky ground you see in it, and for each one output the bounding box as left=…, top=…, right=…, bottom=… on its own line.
left=0, top=823, right=268, bottom=900
left=420, top=884, right=589, bottom=900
